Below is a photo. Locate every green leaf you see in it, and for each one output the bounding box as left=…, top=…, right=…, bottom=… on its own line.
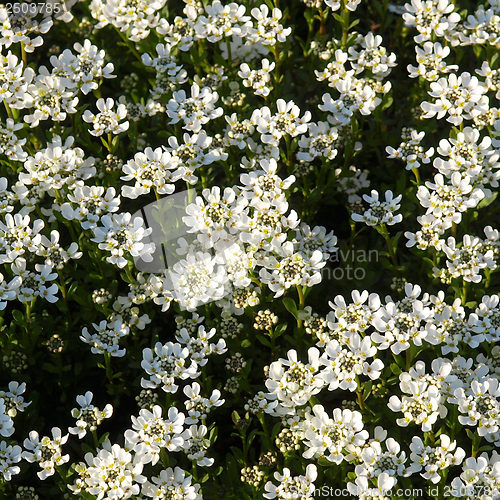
left=99, top=432, right=110, bottom=445
left=247, top=429, right=259, bottom=447
left=363, top=381, right=373, bottom=399
left=390, top=363, right=402, bottom=375
left=490, top=51, right=499, bottom=67
left=282, top=297, right=298, bottom=319
left=465, top=429, right=476, bottom=440
left=256, top=334, right=271, bottom=348
left=317, top=457, right=334, bottom=466
left=209, top=426, right=218, bottom=443
left=381, top=95, right=393, bottom=111
left=271, top=421, right=282, bottom=440
left=273, top=323, right=288, bottom=338
left=12, top=309, right=25, bottom=326
left=477, top=192, right=498, bottom=209
left=348, top=19, right=360, bottom=29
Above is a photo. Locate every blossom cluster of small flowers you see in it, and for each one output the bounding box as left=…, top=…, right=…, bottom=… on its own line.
left=0, top=0, right=499, bottom=498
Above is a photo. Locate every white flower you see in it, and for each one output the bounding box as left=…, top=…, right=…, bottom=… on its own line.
left=297, top=121, right=339, bottom=162
left=142, top=467, right=201, bottom=499
left=388, top=379, right=446, bottom=432
left=263, top=464, right=317, bottom=499
left=0, top=213, right=43, bottom=264
left=407, top=41, right=458, bottom=81
left=315, top=49, right=353, bottom=87
left=438, top=234, right=495, bottom=283
left=454, top=378, right=500, bottom=438
left=351, top=190, right=402, bottom=227
left=0, top=400, right=14, bottom=438
left=10, top=258, right=59, bottom=304
left=194, top=0, right=250, bottom=42
left=69, top=391, right=113, bottom=439
left=356, top=437, right=409, bottom=489
left=259, top=240, right=325, bottom=297
left=475, top=294, right=500, bottom=342
left=0, top=381, right=31, bottom=417
left=91, top=213, right=155, bottom=268
left=83, top=97, right=129, bottom=136
left=319, top=334, right=383, bottom=391
left=265, top=348, right=324, bottom=414
left=325, top=0, right=361, bottom=11
left=124, top=405, right=187, bottom=465
left=168, top=251, right=229, bottom=311
left=254, top=99, right=311, bottom=145
left=90, top=0, right=167, bottom=41
left=386, top=128, right=434, bottom=170
left=176, top=325, right=226, bottom=366
left=184, top=382, right=225, bottom=424
left=301, top=405, right=367, bottom=464
left=248, top=5, right=291, bottom=46
left=451, top=452, right=500, bottom=498
left=408, top=434, right=465, bottom=483
left=166, top=83, right=223, bottom=133
left=166, top=131, right=227, bottom=184
left=347, top=473, right=395, bottom=500
left=0, top=440, right=22, bottom=481
left=0, top=119, right=27, bottom=162
left=141, top=341, right=199, bottom=393
left=20, top=135, right=95, bottom=195
left=461, top=6, right=500, bottom=46
left=61, top=185, right=120, bottom=229
left=80, top=319, right=129, bottom=357
left=238, top=58, right=275, bottom=97
left=416, top=172, right=484, bottom=228
left=50, top=39, right=116, bottom=94
left=22, top=427, right=69, bottom=480
left=319, top=78, right=382, bottom=126
left=421, top=72, right=488, bottom=126
left=328, top=289, right=381, bottom=338
left=185, top=424, right=214, bottom=467
left=25, top=72, right=78, bottom=128
left=121, top=147, right=185, bottom=199
left=348, top=32, right=397, bottom=78
left=434, top=126, right=500, bottom=195
left=403, top=0, right=461, bottom=43
left=78, top=441, right=146, bottom=499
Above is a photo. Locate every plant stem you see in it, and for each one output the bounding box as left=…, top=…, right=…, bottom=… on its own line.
left=378, top=224, right=398, bottom=266
left=355, top=376, right=365, bottom=411
left=412, top=167, right=421, bottom=185
left=461, top=280, right=468, bottom=304
left=471, top=432, right=481, bottom=457
left=341, top=1, right=350, bottom=48
left=103, top=352, right=113, bottom=384
left=296, top=285, right=305, bottom=329
left=114, top=27, right=144, bottom=64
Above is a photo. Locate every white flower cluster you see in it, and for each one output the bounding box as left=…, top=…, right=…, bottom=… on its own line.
left=149, top=157, right=338, bottom=311
left=0, top=382, right=29, bottom=481
left=351, top=189, right=403, bottom=227
left=316, top=32, right=395, bottom=128
left=0, top=0, right=499, bottom=497
left=261, top=279, right=500, bottom=490
left=68, top=391, right=113, bottom=439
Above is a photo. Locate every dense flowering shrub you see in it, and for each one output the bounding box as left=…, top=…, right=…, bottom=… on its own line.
left=0, top=0, right=499, bottom=498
